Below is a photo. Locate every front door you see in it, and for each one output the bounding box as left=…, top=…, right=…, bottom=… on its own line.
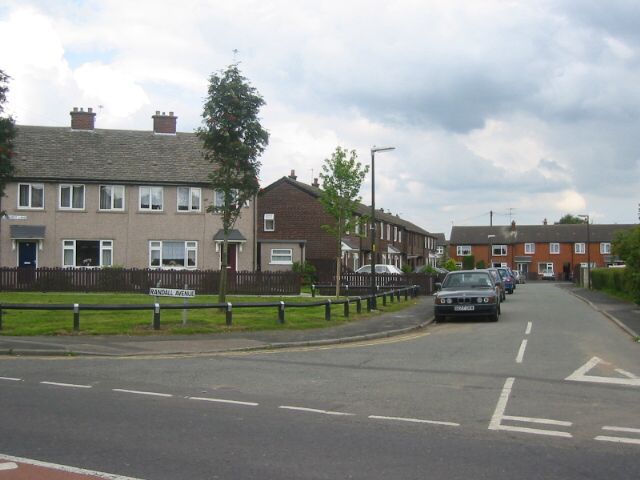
left=227, top=244, right=237, bottom=272
left=18, top=241, right=37, bottom=268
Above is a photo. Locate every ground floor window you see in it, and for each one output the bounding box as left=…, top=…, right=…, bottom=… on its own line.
left=63, top=240, right=112, bottom=267
left=538, top=262, right=554, bottom=274
left=149, top=241, right=197, bottom=269
left=270, top=248, right=293, bottom=265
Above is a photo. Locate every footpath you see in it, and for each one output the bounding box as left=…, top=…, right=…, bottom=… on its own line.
left=0, top=286, right=637, bottom=357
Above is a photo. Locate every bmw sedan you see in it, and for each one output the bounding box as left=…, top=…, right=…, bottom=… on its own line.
left=434, top=270, right=500, bottom=323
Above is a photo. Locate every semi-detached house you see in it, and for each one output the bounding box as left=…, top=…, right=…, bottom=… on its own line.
left=0, top=108, right=256, bottom=271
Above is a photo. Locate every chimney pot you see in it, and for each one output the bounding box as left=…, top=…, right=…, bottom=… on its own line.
left=289, top=170, right=297, bottom=180
left=312, top=177, right=319, bottom=187
left=152, top=110, right=177, bottom=135
left=70, top=106, right=96, bottom=130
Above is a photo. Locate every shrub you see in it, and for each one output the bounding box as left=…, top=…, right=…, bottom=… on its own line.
left=292, top=261, right=317, bottom=285
left=462, top=255, right=475, bottom=270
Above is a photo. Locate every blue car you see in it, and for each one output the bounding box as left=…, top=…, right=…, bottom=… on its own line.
left=497, top=267, right=515, bottom=294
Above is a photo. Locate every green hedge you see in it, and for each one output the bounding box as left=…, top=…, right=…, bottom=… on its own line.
left=591, top=268, right=640, bottom=304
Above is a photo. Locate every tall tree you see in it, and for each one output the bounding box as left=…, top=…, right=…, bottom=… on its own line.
left=613, top=226, right=640, bottom=304
left=319, top=147, right=369, bottom=297
left=556, top=214, right=586, bottom=224
left=0, top=69, right=16, bottom=215
left=197, top=64, right=269, bottom=303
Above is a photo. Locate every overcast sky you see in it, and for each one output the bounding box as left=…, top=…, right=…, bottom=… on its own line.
left=1, top=0, right=639, bottom=237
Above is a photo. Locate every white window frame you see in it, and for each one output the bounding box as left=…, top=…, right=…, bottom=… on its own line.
left=59, top=184, right=85, bottom=210
left=62, top=239, right=113, bottom=268
left=492, top=245, right=507, bottom=256
left=148, top=240, right=198, bottom=269
left=550, top=242, right=560, bottom=254
left=600, top=242, right=611, bottom=254
left=524, top=243, right=535, bottom=254
left=18, top=183, right=44, bottom=209
left=538, top=262, right=554, bottom=274
left=387, top=224, right=391, bottom=240
left=270, top=248, right=293, bottom=265
left=99, top=185, right=125, bottom=211
left=264, top=213, right=275, bottom=232
left=457, top=245, right=472, bottom=256
left=380, top=222, right=384, bottom=240
left=574, top=242, right=586, bottom=254
left=393, top=226, right=398, bottom=242
left=139, top=186, right=164, bottom=211
left=177, top=187, right=201, bottom=212
left=399, top=230, right=402, bottom=243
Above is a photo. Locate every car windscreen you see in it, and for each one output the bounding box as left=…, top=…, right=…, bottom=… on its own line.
left=443, top=273, right=493, bottom=288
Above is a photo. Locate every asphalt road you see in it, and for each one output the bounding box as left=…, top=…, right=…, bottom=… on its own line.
left=0, top=283, right=638, bottom=479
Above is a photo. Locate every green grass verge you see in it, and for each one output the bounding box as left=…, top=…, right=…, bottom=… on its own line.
left=0, top=291, right=418, bottom=336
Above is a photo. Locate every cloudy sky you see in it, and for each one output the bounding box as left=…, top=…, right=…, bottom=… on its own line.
left=1, top=0, right=639, bottom=237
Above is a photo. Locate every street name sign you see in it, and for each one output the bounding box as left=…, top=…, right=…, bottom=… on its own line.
left=149, top=288, right=196, bottom=298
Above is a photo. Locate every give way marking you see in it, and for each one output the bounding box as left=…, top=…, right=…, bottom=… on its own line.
left=565, top=357, right=640, bottom=387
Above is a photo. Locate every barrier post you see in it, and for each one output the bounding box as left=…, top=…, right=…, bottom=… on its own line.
left=278, top=301, right=285, bottom=324
left=73, top=304, right=80, bottom=332
left=325, top=299, right=332, bottom=321
left=153, top=303, right=161, bottom=330
left=226, top=303, right=233, bottom=326
left=356, top=297, right=362, bottom=314
left=396, top=290, right=401, bottom=302
left=382, top=293, right=387, bottom=306
left=311, top=285, right=316, bottom=298
left=390, top=290, right=395, bottom=303
left=366, top=297, right=372, bottom=312
left=0, top=306, right=3, bottom=331
left=404, top=288, right=409, bottom=301
left=344, top=300, right=349, bottom=318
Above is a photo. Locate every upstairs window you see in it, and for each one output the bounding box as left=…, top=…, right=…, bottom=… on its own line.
left=550, top=243, right=560, bottom=254
left=59, top=184, right=85, bottom=210
left=177, top=187, right=201, bottom=212
left=18, top=183, right=44, bottom=209
left=524, top=243, right=535, bottom=254
left=600, top=242, right=611, bottom=254
left=492, top=245, right=507, bottom=256
left=457, top=245, right=472, bottom=256
left=574, top=242, right=586, bottom=254
left=139, top=186, right=163, bottom=211
left=264, top=213, right=275, bottom=232
left=99, top=185, right=125, bottom=211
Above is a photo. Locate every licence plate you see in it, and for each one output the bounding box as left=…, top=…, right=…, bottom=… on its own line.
left=454, top=305, right=475, bottom=312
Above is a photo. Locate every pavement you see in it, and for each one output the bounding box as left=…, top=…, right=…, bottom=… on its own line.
left=0, top=285, right=638, bottom=357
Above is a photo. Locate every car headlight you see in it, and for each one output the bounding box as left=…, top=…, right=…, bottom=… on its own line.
left=477, top=297, right=483, bottom=303
left=446, top=298, right=452, bottom=304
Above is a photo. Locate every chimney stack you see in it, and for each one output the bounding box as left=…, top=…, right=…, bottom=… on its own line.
left=511, top=220, right=516, bottom=231
left=152, top=111, right=177, bottom=134
left=543, top=218, right=548, bottom=225
left=312, top=178, right=319, bottom=187
left=289, top=169, right=297, bottom=180
left=70, top=107, right=96, bottom=130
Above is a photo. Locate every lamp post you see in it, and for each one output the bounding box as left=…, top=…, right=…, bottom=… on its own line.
left=370, top=146, right=395, bottom=309
left=487, top=234, right=496, bottom=268
left=578, top=214, right=591, bottom=289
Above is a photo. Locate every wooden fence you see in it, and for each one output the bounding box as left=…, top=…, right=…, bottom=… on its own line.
left=316, top=272, right=436, bottom=296
left=0, top=268, right=301, bottom=295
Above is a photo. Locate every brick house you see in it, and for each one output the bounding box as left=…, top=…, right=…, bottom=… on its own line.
left=449, top=221, right=635, bottom=280
left=0, top=108, right=256, bottom=271
left=257, top=172, right=436, bottom=276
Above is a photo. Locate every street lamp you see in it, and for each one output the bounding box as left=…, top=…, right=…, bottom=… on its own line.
left=370, top=146, right=395, bottom=309
left=578, top=214, right=591, bottom=289
left=487, top=234, right=496, bottom=268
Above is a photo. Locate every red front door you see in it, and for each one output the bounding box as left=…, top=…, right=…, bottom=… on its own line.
left=227, top=244, right=237, bottom=271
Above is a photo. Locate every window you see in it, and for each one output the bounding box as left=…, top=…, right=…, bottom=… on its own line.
left=99, top=185, right=125, bottom=211
left=139, top=186, right=163, bottom=211
left=436, top=246, right=444, bottom=255
left=524, top=243, right=535, bottom=254
left=457, top=245, right=472, bottom=256
left=398, top=230, right=402, bottom=243
left=574, top=242, right=586, bottom=254
left=550, top=243, right=560, bottom=254
left=600, top=242, right=611, bottom=254
left=492, top=245, right=507, bottom=256
left=538, top=262, right=554, bottom=274
left=177, top=187, right=201, bottom=212
left=213, top=189, right=249, bottom=209
left=63, top=240, right=112, bottom=267
left=149, top=241, right=197, bottom=268
left=393, top=226, right=398, bottom=242
left=387, top=224, right=391, bottom=240
left=18, top=183, right=44, bottom=209
left=354, top=221, right=360, bottom=235
left=270, top=248, right=293, bottom=265
left=59, top=184, right=85, bottom=209
left=264, top=213, right=275, bottom=231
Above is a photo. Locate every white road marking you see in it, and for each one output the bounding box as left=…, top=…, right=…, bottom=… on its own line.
left=515, top=339, right=528, bottom=364
left=489, top=377, right=572, bottom=438
left=279, top=406, right=355, bottom=416
left=189, top=397, right=258, bottom=407
left=595, top=435, right=640, bottom=445
left=566, top=357, right=640, bottom=387
left=0, top=376, right=21, bottom=381
left=602, top=426, right=640, bottom=434
left=0, top=453, right=144, bottom=479
left=369, top=415, right=459, bottom=427
left=0, top=462, right=18, bottom=470
left=525, top=322, right=532, bottom=335
left=112, top=389, right=172, bottom=398
left=41, top=381, right=92, bottom=389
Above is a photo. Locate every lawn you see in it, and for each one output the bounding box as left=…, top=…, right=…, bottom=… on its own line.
left=0, top=291, right=419, bottom=336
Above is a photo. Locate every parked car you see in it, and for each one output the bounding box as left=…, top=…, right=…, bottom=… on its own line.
left=513, top=271, right=526, bottom=284
left=487, top=268, right=506, bottom=301
left=434, top=270, right=500, bottom=323
left=540, top=271, right=556, bottom=280
left=497, top=267, right=515, bottom=294
left=355, top=264, right=403, bottom=274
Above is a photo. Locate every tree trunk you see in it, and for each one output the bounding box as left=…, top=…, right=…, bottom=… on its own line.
left=219, top=237, right=229, bottom=304
left=335, top=256, right=342, bottom=298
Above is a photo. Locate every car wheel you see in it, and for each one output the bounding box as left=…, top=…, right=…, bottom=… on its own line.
left=489, top=312, right=499, bottom=322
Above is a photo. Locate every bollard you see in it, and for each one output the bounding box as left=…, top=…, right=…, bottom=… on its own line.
left=226, top=302, right=233, bottom=326
left=396, top=290, right=401, bottom=302
left=344, top=300, right=349, bottom=318
left=366, top=297, right=372, bottom=312
left=382, top=293, right=387, bottom=306
left=0, top=306, right=3, bottom=331
left=390, top=290, right=395, bottom=303
left=153, top=303, right=161, bottom=330
left=278, top=301, right=285, bottom=324
left=73, top=303, right=80, bottom=332
left=325, top=299, right=332, bottom=321
left=404, top=288, right=409, bottom=301
left=311, top=284, right=316, bottom=298
left=356, top=297, right=362, bottom=314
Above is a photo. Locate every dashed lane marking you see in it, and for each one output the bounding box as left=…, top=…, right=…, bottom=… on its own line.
left=369, top=415, right=460, bottom=427
left=515, top=339, right=528, bottom=364
left=112, top=389, right=173, bottom=398
left=595, top=426, right=640, bottom=445
left=0, top=377, right=21, bottom=382
left=279, top=406, right=355, bottom=416
left=189, top=397, right=258, bottom=407
left=41, top=381, right=92, bottom=389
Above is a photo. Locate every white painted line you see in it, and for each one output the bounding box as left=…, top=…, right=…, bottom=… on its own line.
left=566, top=357, right=640, bottom=387
left=503, top=415, right=572, bottom=427
left=515, top=339, right=528, bottom=364
left=595, top=435, right=640, bottom=445
left=525, top=322, right=532, bottom=335
left=189, top=397, right=258, bottom=407
left=498, top=424, right=573, bottom=438
left=369, top=415, right=459, bottom=427
left=488, top=377, right=515, bottom=431
left=0, top=376, right=21, bottom=381
left=602, top=426, right=640, bottom=434
left=41, top=381, right=92, bottom=389
left=0, top=453, right=144, bottom=479
left=0, top=462, right=18, bottom=471
left=615, top=368, right=639, bottom=380
left=279, top=406, right=355, bottom=416
left=112, top=389, right=172, bottom=398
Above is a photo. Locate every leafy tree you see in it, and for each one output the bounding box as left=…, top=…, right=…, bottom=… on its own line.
left=443, top=258, right=459, bottom=271
left=462, top=255, right=475, bottom=270
left=0, top=69, right=16, bottom=215
left=613, top=226, right=640, bottom=304
left=196, top=64, right=269, bottom=303
left=319, top=147, right=369, bottom=297
left=556, top=214, right=586, bottom=224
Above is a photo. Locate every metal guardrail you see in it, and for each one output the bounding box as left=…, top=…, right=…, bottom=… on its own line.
left=0, top=286, right=419, bottom=332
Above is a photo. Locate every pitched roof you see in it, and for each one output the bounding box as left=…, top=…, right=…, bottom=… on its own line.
left=450, top=224, right=637, bottom=244
left=13, top=125, right=213, bottom=185
left=260, top=176, right=433, bottom=236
